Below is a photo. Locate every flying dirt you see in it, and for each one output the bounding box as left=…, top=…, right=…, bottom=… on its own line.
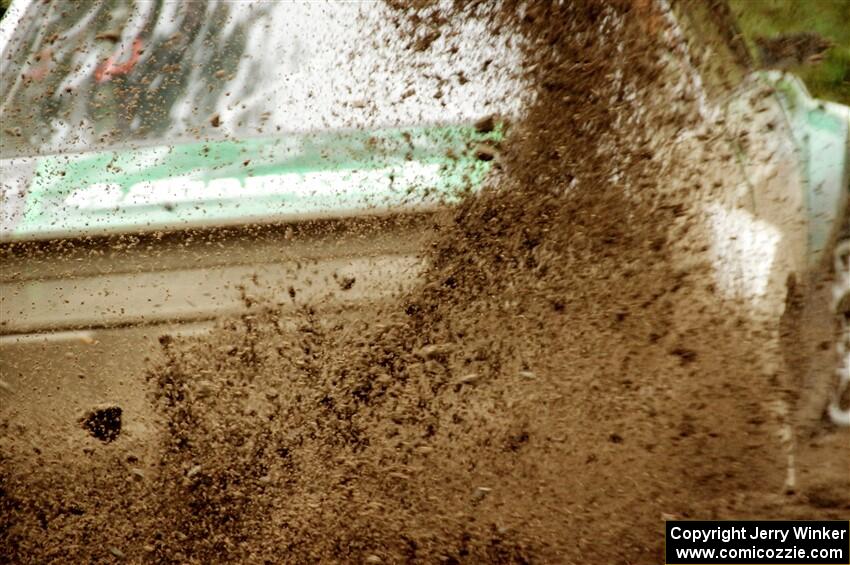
left=1, top=1, right=848, bottom=564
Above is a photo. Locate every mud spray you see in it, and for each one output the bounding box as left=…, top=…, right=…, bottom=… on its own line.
left=1, top=1, right=847, bottom=563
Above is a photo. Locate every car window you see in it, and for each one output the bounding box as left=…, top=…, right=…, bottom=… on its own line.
left=0, top=0, right=524, bottom=158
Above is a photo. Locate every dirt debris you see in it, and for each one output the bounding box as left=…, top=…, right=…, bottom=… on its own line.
left=756, top=32, right=833, bottom=68
left=1, top=1, right=848, bottom=564
left=79, top=403, right=123, bottom=443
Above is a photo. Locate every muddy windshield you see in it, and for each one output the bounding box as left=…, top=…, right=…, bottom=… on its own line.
left=0, top=0, right=523, bottom=158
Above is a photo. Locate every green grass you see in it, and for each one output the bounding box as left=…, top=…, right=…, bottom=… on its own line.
left=729, top=0, right=850, bottom=104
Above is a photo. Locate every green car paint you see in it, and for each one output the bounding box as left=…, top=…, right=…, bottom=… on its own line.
left=765, top=71, right=850, bottom=265
left=5, top=124, right=501, bottom=241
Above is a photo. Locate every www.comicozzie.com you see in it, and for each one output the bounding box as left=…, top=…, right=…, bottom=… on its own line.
left=665, top=520, right=850, bottom=565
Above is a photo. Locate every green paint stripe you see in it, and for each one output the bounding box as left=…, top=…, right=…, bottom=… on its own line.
left=10, top=124, right=500, bottom=240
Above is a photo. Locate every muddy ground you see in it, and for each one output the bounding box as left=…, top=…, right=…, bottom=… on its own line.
left=1, top=1, right=848, bottom=563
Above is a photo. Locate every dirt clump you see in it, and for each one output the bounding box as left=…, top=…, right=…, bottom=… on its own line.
left=756, top=32, right=833, bottom=68
left=79, top=403, right=123, bottom=443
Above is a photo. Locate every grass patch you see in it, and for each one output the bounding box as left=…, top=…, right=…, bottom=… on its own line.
left=729, top=0, right=850, bottom=104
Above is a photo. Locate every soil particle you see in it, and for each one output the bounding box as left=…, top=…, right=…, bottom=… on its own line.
left=473, top=142, right=498, bottom=162
left=337, top=274, right=357, bottom=291
left=79, top=404, right=122, bottom=442
left=95, top=31, right=121, bottom=43
left=474, top=114, right=497, bottom=133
